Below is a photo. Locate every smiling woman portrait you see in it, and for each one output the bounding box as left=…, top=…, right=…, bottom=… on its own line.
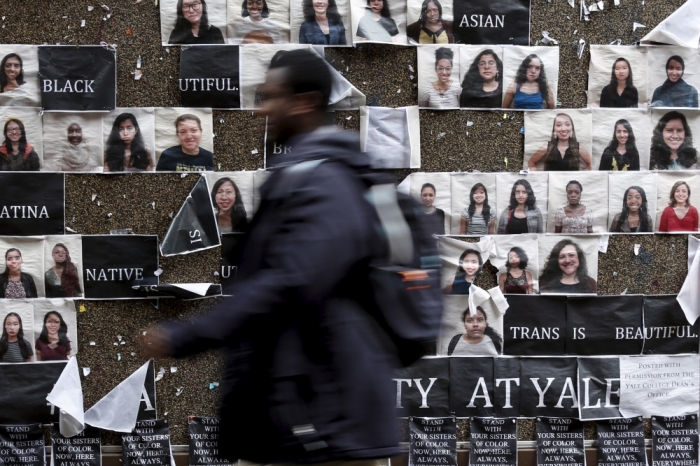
left=658, top=180, right=698, bottom=232
left=299, top=0, right=347, bottom=45
left=652, top=55, right=699, bottom=108
left=527, top=113, right=592, bottom=171
left=539, top=239, right=596, bottom=294
left=156, top=114, right=214, bottom=171
left=169, top=0, right=225, bottom=44
left=231, top=0, right=284, bottom=43
left=609, top=186, right=652, bottom=233
left=649, top=111, right=698, bottom=170
left=0, top=118, right=40, bottom=171
left=419, top=47, right=460, bottom=109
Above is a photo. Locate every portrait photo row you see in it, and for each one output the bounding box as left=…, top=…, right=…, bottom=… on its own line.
left=408, top=170, right=700, bottom=235
left=158, top=0, right=531, bottom=46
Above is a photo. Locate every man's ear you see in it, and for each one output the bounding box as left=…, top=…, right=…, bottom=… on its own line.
left=288, top=90, right=325, bottom=116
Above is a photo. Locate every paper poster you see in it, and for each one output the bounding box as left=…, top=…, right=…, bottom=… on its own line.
left=596, top=417, right=646, bottom=466
left=450, top=172, right=496, bottom=234
left=643, top=296, right=700, bottom=354
left=439, top=237, right=491, bottom=294
left=0, top=361, right=66, bottom=423
left=458, top=46, right=504, bottom=109
left=239, top=44, right=306, bottom=108
left=220, top=233, right=246, bottom=292
left=519, top=357, right=579, bottom=418
left=648, top=46, right=700, bottom=108
left=154, top=108, right=214, bottom=171
left=503, top=295, right=566, bottom=356
left=577, top=357, right=621, bottom=420
left=252, top=169, right=270, bottom=212
left=448, top=357, right=494, bottom=417
left=453, top=0, right=530, bottom=45
left=406, top=0, right=453, bottom=45
left=122, top=419, right=174, bottom=466
left=606, top=172, right=657, bottom=233
left=649, top=108, right=700, bottom=170
left=289, top=0, right=352, bottom=45
left=188, top=417, right=230, bottom=466
left=494, top=172, right=548, bottom=234
left=161, top=176, right=220, bottom=256
left=137, top=360, right=157, bottom=421
left=493, top=235, right=539, bottom=294
left=587, top=45, right=648, bottom=109
left=417, top=45, right=461, bottom=109
left=227, top=0, right=291, bottom=44
left=493, top=358, right=520, bottom=417
left=38, top=46, right=116, bottom=111
left=0, top=423, right=45, bottom=466
left=160, top=0, right=227, bottom=45
left=619, top=355, right=700, bottom=418
left=641, top=0, right=700, bottom=48
left=51, top=425, right=101, bottom=466
left=394, top=357, right=450, bottom=417
left=81, top=235, right=159, bottom=299
left=535, top=417, right=584, bottom=466
left=439, top=295, right=503, bottom=356
left=410, top=172, right=451, bottom=236
left=655, top=172, right=700, bottom=233
left=546, top=172, right=608, bottom=234
left=41, top=236, right=84, bottom=298
left=537, top=235, right=599, bottom=295
left=102, top=108, right=156, bottom=173
left=651, top=415, right=699, bottom=466
left=469, top=417, right=517, bottom=466
left=180, top=46, right=240, bottom=109
left=0, top=45, right=41, bottom=107
left=360, top=106, right=420, bottom=168
left=501, top=46, right=558, bottom=110
left=133, top=283, right=221, bottom=300
left=351, top=0, right=407, bottom=45
left=524, top=109, right=593, bottom=171
left=591, top=109, right=652, bottom=171
left=204, top=171, right=255, bottom=233
left=408, top=417, right=456, bottom=466
left=0, top=173, right=64, bottom=235
left=0, top=236, right=45, bottom=299
left=0, top=106, right=43, bottom=171
left=42, top=112, right=104, bottom=172
left=31, top=299, right=79, bottom=361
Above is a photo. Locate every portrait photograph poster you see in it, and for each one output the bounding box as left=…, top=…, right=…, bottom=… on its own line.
left=289, top=0, right=353, bottom=46
left=409, top=171, right=451, bottom=235
left=205, top=171, right=256, bottom=226
left=458, top=45, right=504, bottom=110
left=606, top=171, right=658, bottom=233
left=406, top=0, right=453, bottom=45
left=160, top=0, right=228, bottom=45
left=492, top=234, right=539, bottom=294
left=648, top=46, right=700, bottom=108
left=0, top=300, right=36, bottom=361
left=0, top=173, right=65, bottom=236
left=418, top=44, right=461, bottom=109
left=649, top=108, right=700, bottom=170
left=31, top=299, right=79, bottom=361
left=523, top=109, right=593, bottom=171
left=42, top=113, right=104, bottom=173
left=360, top=106, right=420, bottom=169
left=0, top=236, right=45, bottom=299
left=154, top=107, right=214, bottom=168
left=227, top=0, right=291, bottom=44
left=546, top=171, right=609, bottom=234
left=537, top=235, right=599, bottom=295
left=587, top=45, right=649, bottom=109
left=438, top=235, right=491, bottom=291
left=102, top=107, right=157, bottom=173
left=494, top=172, right=548, bottom=234
left=449, top=172, right=496, bottom=235
left=179, top=46, right=241, bottom=109
left=0, top=45, right=41, bottom=107
left=0, top=106, right=43, bottom=163
left=501, top=45, right=559, bottom=111
left=590, top=108, right=651, bottom=171
left=655, top=171, right=700, bottom=233
left=43, top=235, right=84, bottom=299
left=350, top=0, right=407, bottom=45
left=438, top=295, right=504, bottom=356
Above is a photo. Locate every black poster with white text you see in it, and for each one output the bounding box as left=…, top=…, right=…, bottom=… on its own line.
left=394, top=357, right=450, bottom=417
left=469, top=417, right=517, bottom=466
left=220, top=233, right=246, bottom=293
left=536, top=417, right=584, bottom=466
left=448, top=357, right=494, bottom=417
left=122, top=419, right=173, bottom=466
left=81, top=235, right=159, bottom=299
left=408, top=417, right=456, bottom=466
left=51, top=424, right=101, bottom=466
left=577, top=357, right=621, bottom=420
left=494, top=357, right=520, bottom=418
left=643, top=296, right=700, bottom=354
left=180, top=46, right=240, bottom=109
left=188, top=417, right=230, bottom=466
left=504, top=295, right=567, bottom=356
left=652, top=415, right=699, bottom=466
left=0, top=173, right=64, bottom=235
left=519, top=357, right=578, bottom=418
left=39, top=46, right=116, bottom=111
left=596, top=417, right=646, bottom=466
left=137, top=360, right=157, bottom=421
left=0, top=362, right=66, bottom=424
left=453, top=0, right=530, bottom=45
left=0, top=424, right=45, bottom=466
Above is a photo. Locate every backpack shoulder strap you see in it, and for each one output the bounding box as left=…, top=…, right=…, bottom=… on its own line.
left=367, top=184, right=414, bottom=266
left=447, top=334, right=462, bottom=356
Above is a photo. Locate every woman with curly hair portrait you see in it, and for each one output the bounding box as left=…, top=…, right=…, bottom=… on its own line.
left=600, top=58, right=638, bottom=108
left=419, top=47, right=460, bottom=109
left=168, top=0, right=225, bottom=44
left=527, top=113, right=592, bottom=171
left=44, top=243, right=82, bottom=298
left=406, top=0, right=453, bottom=44
left=658, top=180, right=698, bottom=232
left=445, top=307, right=502, bottom=356
left=503, top=54, right=554, bottom=109
left=459, top=49, right=503, bottom=109
left=497, top=179, right=543, bottom=234
left=299, top=0, right=347, bottom=45
left=211, top=177, right=249, bottom=234
left=650, top=111, right=698, bottom=170
left=599, top=119, right=640, bottom=171
left=539, top=239, right=596, bottom=294
left=499, top=246, right=533, bottom=294
left=104, top=113, right=153, bottom=172
left=610, top=186, right=653, bottom=233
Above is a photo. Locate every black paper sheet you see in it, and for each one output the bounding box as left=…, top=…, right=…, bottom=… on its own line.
left=39, top=46, right=116, bottom=111
left=596, top=417, right=646, bottom=466
left=188, top=417, right=230, bottom=466
left=0, top=173, right=65, bottom=236
left=0, top=423, right=45, bottom=466
left=577, top=357, right=622, bottom=420
left=494, top=358, right=520, bottom=418
left=469, top=417, right=517, bottom=466
left=652, top=415, right=699, bottom=466
left=81, top=235, right=159, bottom=299
left=122, top=419, right=173, bottom=466
left=453, top=0, right=530, bottom=45
left=408, top=417, right=457, bottom=466
left=536, top=417, right=584, bottom=466
left=519, top=357, right=579, bottom=418
left=51, top=424, right=101, bottom=466
left=180, top=46, right=240, bottom=109
left=449, top=357, right=494, bottom=417
left=133, top=284, right=222, bottom=300
left=504, top=295, right=567, bottom=356
left=137, top=360, right=157, bottom=421
left=643, top=296, right=700, bottom=354
left=0, top=361, right=66, bottom=424
left=220, top=233, right=247, bottom=293
left=394, top=358, right=450, bottom=417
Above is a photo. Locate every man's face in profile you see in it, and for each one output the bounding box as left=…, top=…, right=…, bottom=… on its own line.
left=259, top=67, right=296, bottom=143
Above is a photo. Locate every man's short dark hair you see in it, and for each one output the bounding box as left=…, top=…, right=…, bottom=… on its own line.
left=268, top=49, right=332, bottom=111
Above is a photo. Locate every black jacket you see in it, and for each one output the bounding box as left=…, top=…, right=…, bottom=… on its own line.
left=169, top=128, right=401, bottom=463
left=0, top=272, right=38, bottom=298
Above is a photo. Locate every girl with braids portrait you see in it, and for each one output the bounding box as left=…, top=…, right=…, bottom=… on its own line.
left=104, top=113, right=154, bottom=172
left=445, top=307, right=502, bottom=356
left=609, top=186, right=653, bottom=233
left=649, top=111, right=698, bottom=170
left=459, top=183, right=495, bottom=235
left=503, top=54, right=555, bottom=109
left=459, top=49, right=503, bottom=109
left=0, top=313, right=33, bottom=363
left=44, top=243, right=82, bottom=298
left=168, top=0, right=225, bottom=44
left=35, top=311, right=71, bottom=361
left=539, top=239, right=596, bottom=294
left=528, top=113, right=592, bottom=171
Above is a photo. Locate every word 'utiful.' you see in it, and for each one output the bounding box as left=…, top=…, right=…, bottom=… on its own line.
left=178, top=79, right=239, bottom=92
left=43, top=80, right=95, bottom=93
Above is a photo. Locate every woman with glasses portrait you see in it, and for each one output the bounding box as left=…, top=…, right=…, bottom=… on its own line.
left=169, top=0, right=225, bottom=44
left=459, top=49, right=503, bottom=108
left=156, top=114, right=213, bottom=171
left=0, top=118, right=40, bottom=171
left=104, top=113, right=153, bottom=172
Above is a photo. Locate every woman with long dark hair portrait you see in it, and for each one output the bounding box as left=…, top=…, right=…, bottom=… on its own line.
left=44, top=243, right=82, bottom=298
left=443, top=248, right=482, bottom=295
left=0, top=313, right=33, bottom=363
left=528, top=113, right=592, bottom=171
left=406, top=0, right=453, bottom=44
left=355, top=0, right=399, bottom=43
left=652, top=55, right=699, bottom=108
left=649, top=111, right=698, bottom=170
left=599, top=119, right=640, bottom=171
left=299, top=0, right=347, bottom=45
left=445, top=307, right=502, bottom=356
left=168, top=0, right=225, bottom=44
left=460, top=49, right=503, bottom=108
left=420, top=182, right=445, bottom=236
left=459, top=183, right=495, bottom=235
left=0, top=118, right=40, bottom=171
left=539, top=239, right=596, bottom=294
left=231, top=0, right=283, bottom=44
left=610, top=186, right=652, bottom=233
left=419, top=47, right=460, bottom=109
left=554, top=180, right=593, bottom=234
left=211, top=177, right=249, bottom=233
left=497, top=179, right=543, bottom=234
left=104, top=113, right=153, bottom=172
left=35, top=311, right=71, bottom=361
left=659, top=181, right=698, bottom=232
left=0, top=53, right=25, bottom=93
left=600, top=58, right=638, bottom=108
left=0, top=248, right=38, bottom=299
left=503, top=54, right=555, bottom=109
left=499, top=247, right=533, bottom=294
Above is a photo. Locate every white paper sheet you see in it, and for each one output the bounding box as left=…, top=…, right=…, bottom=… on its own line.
left=641, top=0, right=700, bottom=47
left=46, top=356, right=84, bottom=437
left=677, top=236, right=700, bottom=325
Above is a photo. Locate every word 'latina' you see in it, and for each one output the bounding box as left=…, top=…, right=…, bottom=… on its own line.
left=43, top=80, right=95, bottom=93
left=86, top=268, right=144, bottom=281
left=0, top=205, right=49, bottom=218
left=459, top=14, right=505, bottom=28
left=178, top=79, right=239, bottom=92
